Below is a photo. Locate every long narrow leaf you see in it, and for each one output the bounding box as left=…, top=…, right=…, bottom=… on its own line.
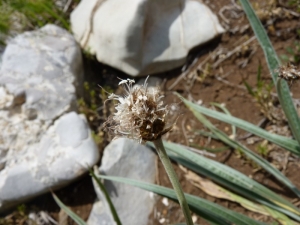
left=277, top=78, right=300, bottom=150
left=52, top=193, right=87, bottom=225
left=238, top=0, right=279, bottom=82
left=184, top=169, right=296, bottom=225
left=98, top=175, right=267, bottom=225
left=210, top=102, right=236, bottom=138
left=179, top=95, right=300, bottom=200
left=89, top=168, right=122, bottom=225
left=152, top=141, right=300, bottom=221
left=175, top=93, right=300, bottom=156
left=170, top=153, right=300, bottom=222
left=222, top=133, right=300, bottom=198
left=238, top=0, right=300, bottom=147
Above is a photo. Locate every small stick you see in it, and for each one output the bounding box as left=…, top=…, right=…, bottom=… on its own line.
left=213, top=36, right=256, bottom=69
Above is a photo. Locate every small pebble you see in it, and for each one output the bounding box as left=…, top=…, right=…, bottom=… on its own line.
left=159, top=218, right=166, bottom=224
left=162, top=197, right=169, bottom=206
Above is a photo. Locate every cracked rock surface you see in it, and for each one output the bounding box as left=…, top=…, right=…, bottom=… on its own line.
left=0, top=24, right=99, bottom=212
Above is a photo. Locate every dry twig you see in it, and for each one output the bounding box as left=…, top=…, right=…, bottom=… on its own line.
left=212, top=36, right=257, bottom=69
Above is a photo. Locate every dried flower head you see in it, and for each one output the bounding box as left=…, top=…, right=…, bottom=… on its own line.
left=276, top=63, right=300, bottom=86
left=104, top=77, right=175, bottom=142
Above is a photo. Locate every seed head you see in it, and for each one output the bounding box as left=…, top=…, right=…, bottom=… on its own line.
left=104, top=77, right=174, bottom=143
left=276, top=63, right=300, bottom=86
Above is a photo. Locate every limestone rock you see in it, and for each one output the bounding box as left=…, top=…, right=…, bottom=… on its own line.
left=88, top=138, right=156, bottom=225
left=71, top=0, right=224, bottom=76
left=0, top=25, right=99, bottom=212
left=0, top=46, right=4, bottom=67
left=0, top=24, right=83, bottom=121
left=88, top=201, right=116, bottom=225
left=0, top=112, right=99, bottom=211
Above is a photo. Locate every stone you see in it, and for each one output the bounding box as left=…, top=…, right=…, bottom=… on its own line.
left=0, top=24, right=83, bottom=121
left=136, top=76, right=162, bottom=88
left=88, top=200, right=116, bottom=225
left=0, top=112, right=99, bottom=211
left=87, top=138, right=156, bottom=225
left=0, top=45, right=4, bottom=67
left=0, top=25, right=99, bottom=212
left=70, top=0, right=224, bottom=76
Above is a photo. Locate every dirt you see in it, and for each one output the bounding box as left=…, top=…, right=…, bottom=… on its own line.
left=1, top=0, right=300, bottom=224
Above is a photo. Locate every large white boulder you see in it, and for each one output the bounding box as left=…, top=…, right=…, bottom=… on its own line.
left=0, top=25, right=99, bottom=212
left=71, top=0, right=224, bottom=76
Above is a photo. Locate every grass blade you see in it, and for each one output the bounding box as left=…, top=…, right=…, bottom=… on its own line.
left=184, top=169, right=296, bottom=225
left=238, top=0, right=279, bottom=82
left=210, top=102, right=236, bottom=138
left=175, top=93, right=300, bottom=156
left=238, top=0, right=300, bottom=147
left=150, top=141, right=300, bottom=221
left=52, top=193, right=87, bottom=225
left=277, top=78, right=300, bottom=150
left=179, top=94, right=300, bottom=198
left=89, top=168, right=122, bottom=225
left=98, top=175, right=267, bottom=225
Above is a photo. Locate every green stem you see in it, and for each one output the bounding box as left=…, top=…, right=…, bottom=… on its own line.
left=153, top=138, right=194, bottom=225
left=90, top=168, right=122, bottom=225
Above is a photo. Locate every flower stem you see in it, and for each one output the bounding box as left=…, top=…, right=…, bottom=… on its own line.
left=153, top=138, right=194, bottom=225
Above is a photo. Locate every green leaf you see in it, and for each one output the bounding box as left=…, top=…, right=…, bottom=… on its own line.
left=280, top=55, right=290, bottom=62
left=276, top=78, right=300, bottom=153
left=286, top=47, right=294, bottom=55
left=190, top=143, right=228, bottom=153
left=89, top=168, right=122, bottom=225
left=257, top=62, right=262, bottom=84
left=237, top=0, right=279, bottom=82
left=98, top=175, right=267, bottom=225
left=148, top=141, right=300, bottom=221
left=193, top=130, right=218, bottom=140
left=244, top=81, right=255, bottom=96
left=185, top=170, right=296, bottom=225
left=238, top=0, right=300, bottom=148
left=52, top=193, right=87, bottom=225
left=178, top=93, right=300, bottom=198
left=175, top=93, right=300, bottom=156
left=210, top=102, right=236, bottom=138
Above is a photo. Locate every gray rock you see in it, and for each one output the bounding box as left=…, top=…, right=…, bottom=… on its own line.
left=0, top=112, right=99, bottom=211
left=88, top=201, right=116, bottom=225
left=0, top=25, right=99, bottom=212
left=71, top=0, right=224, bottom=76
left=0, top=45, right=4, bottom=67
left=88, top=138, right=156, bottom=225
left=0, top=24, right=83, bottom=120
left=136, top=76, right=162, bottom=88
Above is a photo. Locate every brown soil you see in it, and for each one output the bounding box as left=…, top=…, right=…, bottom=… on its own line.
left=2, top=0, right=300, bottom=224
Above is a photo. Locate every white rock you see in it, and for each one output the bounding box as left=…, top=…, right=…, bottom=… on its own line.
left=0, top=24, right=83, bottom=121
left=136, top=76, right=162, bottom=88
left=0, top=46, right=4, bottom=68
left=88, top=138, right=156, bottom=225
left=0, top=25, right=99, bottom=212
left=88, top=201, right=116, bottom=225
left=71, top=0, right=224, bottom=76
left=0, top=112, right=99, bottom=212
left=162, top=197, right=169, bottom=206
